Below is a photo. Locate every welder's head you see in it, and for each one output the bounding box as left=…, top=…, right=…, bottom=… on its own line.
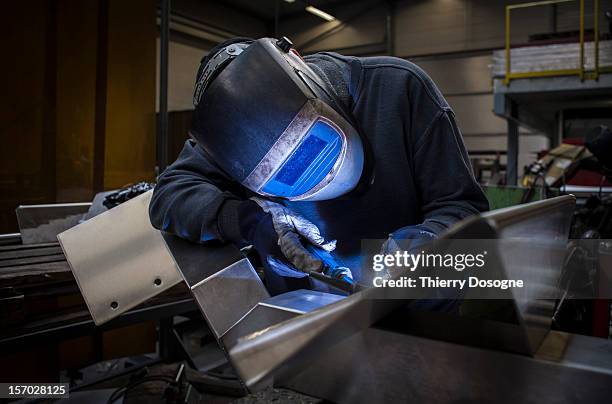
left=190, top=37, right=364, bottom=201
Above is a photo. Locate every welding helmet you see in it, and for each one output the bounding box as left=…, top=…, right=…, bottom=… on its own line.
left=190, top=37, right=365, bottom=201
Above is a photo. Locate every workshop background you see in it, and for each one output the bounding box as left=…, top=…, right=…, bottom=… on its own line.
left=3, top=0, right=611, bottom=235
left=2, top=0, right=612, bottom=401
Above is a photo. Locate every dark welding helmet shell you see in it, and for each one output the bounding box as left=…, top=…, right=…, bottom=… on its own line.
left=190, top=38, right=365, bottom=201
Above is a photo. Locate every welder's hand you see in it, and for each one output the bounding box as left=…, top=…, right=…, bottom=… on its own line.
left=378, top=225, right=437, bottom=279
left=381, top=224, right=437, bottom=256
left=243, top=197, right=336, bottom=273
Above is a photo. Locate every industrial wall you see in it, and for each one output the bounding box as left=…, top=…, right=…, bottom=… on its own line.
left=276, top=0, right=611, bottom=169
left=163, top=0, right=612, bottom=173
left=156, top=0, right=268, bottom=113
left=282, top=0, right=610, bottom=56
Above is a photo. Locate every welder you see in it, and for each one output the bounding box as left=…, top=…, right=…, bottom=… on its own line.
left=149, top=37, right=488, bottom=308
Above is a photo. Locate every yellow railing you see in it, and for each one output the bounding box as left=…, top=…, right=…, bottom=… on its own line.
left=504, top=0, right=602, bottom=85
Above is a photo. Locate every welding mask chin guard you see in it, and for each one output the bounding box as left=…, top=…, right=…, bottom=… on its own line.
left=190, top=37, right=366, bottom=201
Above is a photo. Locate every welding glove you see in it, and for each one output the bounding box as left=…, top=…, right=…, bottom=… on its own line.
left=223, top=197, right=336, bottom=273
left=381, top=225, right=460, bottom=314
left=376, top=224, right=437, bottom=281
left=382, top=224, right=437, bottom=256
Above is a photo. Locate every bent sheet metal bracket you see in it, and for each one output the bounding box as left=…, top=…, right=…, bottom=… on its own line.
left=58, top=191, right=185, bottom=325
left=163, top=230, right=346, bottom=389
left=59, top=189, right=577, bottom=398
left=226, top=195, right=576, bottom=390
left=58, top=189, right=350, bottom=392
left=57, top=190, right=345, bottom=384
left=161, top=232, right=268, bottom=340
left=58, top=190, right=256, bottom=327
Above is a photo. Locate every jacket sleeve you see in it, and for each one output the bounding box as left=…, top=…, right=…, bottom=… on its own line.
left=413, top=109, right=489, bottom=235
left=149, top=140, right=246, bottom=244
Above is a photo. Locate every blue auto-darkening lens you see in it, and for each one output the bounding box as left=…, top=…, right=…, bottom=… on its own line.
left=262, top=120, right=342, bottom=198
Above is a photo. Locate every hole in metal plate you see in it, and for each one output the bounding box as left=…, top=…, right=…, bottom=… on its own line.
left=154, top=277, right=162, bottom=287
left=57, top=191, right=183, bottom=325
left=110, top=301, right=119, bottom=310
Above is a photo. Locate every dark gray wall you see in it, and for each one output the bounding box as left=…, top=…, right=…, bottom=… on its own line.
left=281, top=0, right=611, bottom=56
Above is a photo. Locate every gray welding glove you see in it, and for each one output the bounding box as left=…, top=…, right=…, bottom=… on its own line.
left=251, top=197, right=336, bottom=273
left=382, top=225, right=437, bottom=256
left=378, top=224, right=437, bottom=280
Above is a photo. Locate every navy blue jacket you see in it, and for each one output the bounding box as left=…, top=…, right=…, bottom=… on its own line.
left=149, top=53, right=489, bottom=274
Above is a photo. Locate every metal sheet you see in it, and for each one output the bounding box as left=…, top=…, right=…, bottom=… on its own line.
left=160, top=230, right=268, bottom=341
left=161, top=233, right=244, bottom=286
left=57, top=191, right=182, bottom=325
left=165, top=233, right=350, bottom=377
left=221, top=290, right=345, bottom=350
left=221, top=304, right=300, bottom=352
left=259, top=289, right=345, bottom=314
left=165, top=232, right=347, bottom=388
left=284, top=326, right=612, bottom=403
left=228, top=196, right=575, bottom=389
left=189, top=258, right=270, bottom=340
left=17, top=203, right=91, bottom=244
left=229, top=286, right=400, bottom=390
left=484, top=195, right=575, bottom=353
